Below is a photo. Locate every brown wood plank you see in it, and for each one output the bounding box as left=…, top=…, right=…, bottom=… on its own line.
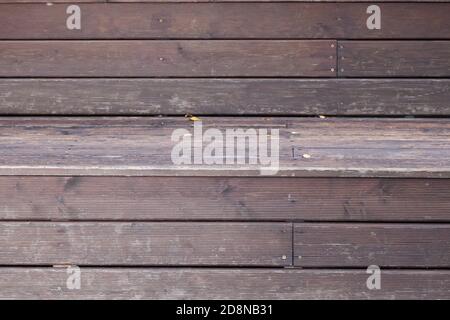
left=2, top=3, right=449, bottom=39
left=0, top=40, right=335, bottom=77
left=1, top=79, right=450, bottom=115
left=0, top=222, right=291, bottom=266
left=0, top=268, right=449, bottom=299
left=295, top=223, right=450, bottom=267
left=0, top=117, right=450, bottom=178
left=1, top=177, right=450, bottom=222
left=339, top=41, right=450, bottom=77
left=335, top=3, right=450, bottom=39
left=0, top=3, right=338, bottom=39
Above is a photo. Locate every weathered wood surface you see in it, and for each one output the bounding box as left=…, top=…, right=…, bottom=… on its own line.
left=339, top=41, right=450, bottom=77
left=0, top=268, right=449, bottom=299
left=0, top=117, right=450, bottom=177
left=1, top=79, right=450, bottom=115
left=1, top=176, right=450, bottom=222
left=295, top=223, right=450, bottom=267
left=0, top=222, right=291, bottom=266
left=1, top=3, right=449, bottom=39
left=0, top=40, right=335, bottom=77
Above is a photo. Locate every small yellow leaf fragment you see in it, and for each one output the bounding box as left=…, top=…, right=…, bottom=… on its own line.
left=185, top=114, right=201, bottom=121
left=302, top=154, right=311, bottom=159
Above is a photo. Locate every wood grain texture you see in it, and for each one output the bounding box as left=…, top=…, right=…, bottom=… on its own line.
left=0, top=3, right=338, bottom=39
left=335, top=3, right=450, bottom=39
left=339, top=41, right=450, bottom=77
left=0, top=268, right=449, bottom=299
left=295, top=223, right=450, bottom=267
left=0, top=117, right=450, bottom=177
left=0, top=40, right=335, bottom=77
left=2, top=3, right=449, bottom=39
left=1, top=177, right=450, bottom=222
left=0, top=222, right=292, bottom=266
left=1, top=79, right=450, bottom=115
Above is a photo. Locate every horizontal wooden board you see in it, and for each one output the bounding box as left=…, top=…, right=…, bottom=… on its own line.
left=0, top=268, right=449, bottom=299
left=0, top=40, right=335, bottom=77
left=339, top=41, right=450, bottom=77
left=0, top=222, right=291, bottom=266
left=295, top=223, right=450, bottom=267
left=0, top=117, right=450, bottom=178
left=1, top=177, right=450, bottom=222
left=1, top=3, right=449, bottom=39
left=1, top=79, right=450, bottom=115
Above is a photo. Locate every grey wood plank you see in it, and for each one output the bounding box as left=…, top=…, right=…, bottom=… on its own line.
left=0, top=222, right=292, bottom=266
left=1, top=177, right=450, bottom=221
left=339, top=41, right=450, bottom=77
left=2, top=3, right=449, bottom=39
left=295, top=223, right=450, bottom=267
left=0, top=40, right=336, bottom=77
left=1, top=79, right=450, bottom=115
left=0, top=117, right=450, bottom=178
left=0, top=268, right=449, bottom=299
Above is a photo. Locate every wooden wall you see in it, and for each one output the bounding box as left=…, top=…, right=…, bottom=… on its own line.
left=0, top=1, right=449, bottom=299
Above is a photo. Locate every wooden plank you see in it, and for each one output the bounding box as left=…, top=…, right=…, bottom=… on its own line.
left=0, top=222, right=292, bottom=266
left=1, top=177, right=450, bottom=222
left=0, top=3, right=338, bottom=39
left=330, top=79, right=450, bottom=115
left=295, top=223, right=450, bottom=267
left=1, top=79, right=450, bottom=115
left=0, top=117, right=450, bottom=178
left=0, top=40, right=336, bottom=77
left=2, top=3, right=449, bottom=39
left=0, top=268, right=449, bottom=299
left=335, top=3, right=450, bottom=39
left=339, top=41, right=450, bottom=77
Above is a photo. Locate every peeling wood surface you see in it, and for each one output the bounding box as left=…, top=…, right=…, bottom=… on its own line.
left=295, top=223, right=450, bottom=267
left=0, top=268, right=449, bottom=300
left=1, top=3, right=449, bottom=39
left=1, top=79, right=450, bottom=115
left=0, top=117, right=449, bottom=177
left=0, top=222, right=292, bottom=266
left=1, top=176, right=450, bottom=221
